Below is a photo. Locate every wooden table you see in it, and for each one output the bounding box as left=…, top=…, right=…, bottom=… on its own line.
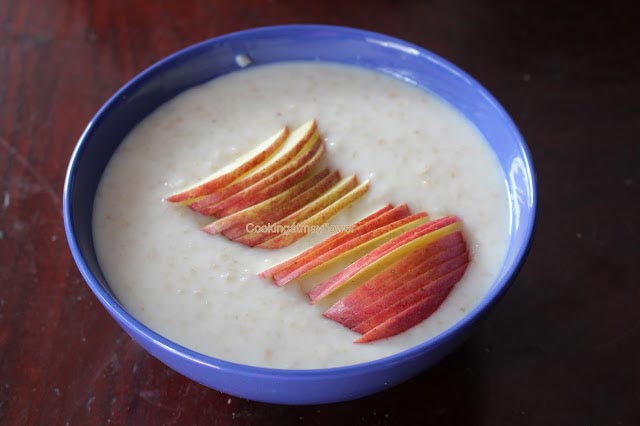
left=1, top=1, right=638, bottom=424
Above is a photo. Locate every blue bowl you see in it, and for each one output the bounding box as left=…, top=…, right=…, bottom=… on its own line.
left=63, top=25, right=536, bottom=405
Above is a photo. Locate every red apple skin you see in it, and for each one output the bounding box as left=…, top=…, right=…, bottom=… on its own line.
left=273, top=211, right=427, bottom=287
left=189, top=138, right=324, bottom=214
left=354, top=264, right=468, bottom=343
left=351, top=252, right=469, bottom=334
left=324, top=232, right=465, bottom=328
left=204, top=144, right=325, bottom=217
left=308, top=215, right=460, bottom=303
left=201, top=168, right=333, bottom=235
left=218, top=169, right=340, bottom=240
left=259, top=204, right=396, bottom=281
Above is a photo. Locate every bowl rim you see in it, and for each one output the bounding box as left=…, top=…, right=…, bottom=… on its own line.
left=63, top=24, right=537, bottom=378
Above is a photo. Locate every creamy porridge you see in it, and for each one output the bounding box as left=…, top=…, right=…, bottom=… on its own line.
left=93, top=62, right=509, bottom=368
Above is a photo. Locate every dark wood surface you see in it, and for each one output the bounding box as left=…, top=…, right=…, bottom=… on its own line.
left=1, top=0, right=638, bottom=424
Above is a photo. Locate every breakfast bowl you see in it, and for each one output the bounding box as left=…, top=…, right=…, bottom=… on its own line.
left=63, top=25, right=536, bottom=405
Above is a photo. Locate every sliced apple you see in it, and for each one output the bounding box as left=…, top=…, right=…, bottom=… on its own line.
left=291, top=214, right=430, bottom=288
left=271, top=211, right=428, bottom=286
left=355, top=265, right=468, bottom=343
left=268, top=205, right=416, bottom=284
left=221, top=170, right=341, bottom=240
left=308, top=216, right=462, bottom=303
left=267, top=175, right=359, bottom=229
left=166, top=126, right=290, bottom=203
left=202, top=168, right=333, bottom=235
left=189, top=125, right=323, bottom=212
left=351, top=252, right=469, bottom=334
left=259, top=204, right=400, bottom=281
left=256, top=180, right=370, bottom=249
left=234, top=175, right=359, bottom=246
left=203, top=142, right=326, bottom=217
left=260, top=204, right=410, bottom=283
left=324, top=231, right=465, bottom=327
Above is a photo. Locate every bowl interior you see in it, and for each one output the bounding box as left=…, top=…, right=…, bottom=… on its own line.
left=64, top=25, right=535, bottom=370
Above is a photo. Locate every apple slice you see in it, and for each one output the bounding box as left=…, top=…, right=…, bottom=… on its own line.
left=203, top=141, right=326, bottom=217
left=331, top=232, right=465, bottom=316
left=202, top=168, right=333, bottom=235
left=355, top=265, right=468, bottom=343
left=286, top=214, right=429, bottom=288
left=308, top=216, right=462, bottom=303
left=259, top=204, right=400, bottom=281
left=189, top=125, right=322, bottom=212
left=220, top=170, right=341, bottom=240
left=270, top=211, right=428, bottom=286
left=233, top=175, right=359, bottom=246
left=324, top=231, right=465, bottom=327
left=166, top=126, right=290, bottom=203
left=268, top=205, right=416, bottom=284
left=351, top=252, right=469, bottom=334
left=256, top=180, right=371, bottom=249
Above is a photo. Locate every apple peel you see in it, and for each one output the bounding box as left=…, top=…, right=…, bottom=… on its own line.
left=354, top=265, right=469, bottom=343
left=308, top=216, right=462, bottom=303
left=202, top=168, right=334, bottom=235
left=256, top=180, right=371, bottom=249
left=351, top=253, right=469, bottom=334
left=259, top=204, right=396, bottom=281
left=222, top=169, right=342, bottom=241
left=205, top=141, right=326, bottom=217
left=271, top=211, right=428, bottom=286
left=324, top=231, right=466, bottom=328
left=189, top=135, right=324, bottom=214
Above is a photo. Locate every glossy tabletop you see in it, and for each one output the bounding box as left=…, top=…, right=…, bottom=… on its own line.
left=1, top=0, right=638, bottom=424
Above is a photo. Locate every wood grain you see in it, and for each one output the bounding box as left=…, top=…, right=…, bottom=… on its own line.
left=1, top=0, right=638, bottom=424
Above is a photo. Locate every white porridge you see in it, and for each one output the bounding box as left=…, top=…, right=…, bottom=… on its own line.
left=93, top=62, right=509, bottom=369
